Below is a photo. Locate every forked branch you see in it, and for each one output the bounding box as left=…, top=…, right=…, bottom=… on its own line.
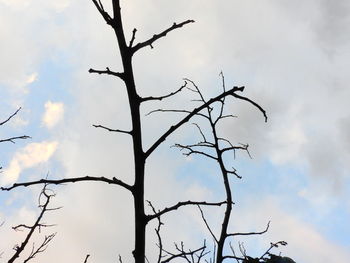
left=161, top=241, right=208, bottom=263
left=23, top=233, right=57, bottom=263
left=91, top=0, right=113, bottom=26
left=174, top=143, right=218, bottom=161
left=8, top=185, right=57, bottom=263
left=146, top=84, right=266, bottom=158
left=145, top=86, right=245, bottom=157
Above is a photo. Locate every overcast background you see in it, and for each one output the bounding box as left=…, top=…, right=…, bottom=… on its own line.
left=1, top=0, right=350, bottom=262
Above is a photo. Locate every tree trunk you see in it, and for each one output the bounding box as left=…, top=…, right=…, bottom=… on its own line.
left=112, top=1, right=147, bottom=262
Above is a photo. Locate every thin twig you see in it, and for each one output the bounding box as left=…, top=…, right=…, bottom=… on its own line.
left=129, top=28, right=137, bottom=47
left=147, top=201, right=226, bottom=222
left=227, top=221, right=270, bottom=238
left=259, top=240, right=287, bottom=260
left=141, top=81, right=188, bottom=102
left=0, top=108, right=21, bottom=126
left=197, top=205, right=218, bottom=243
left=93, top=124, right=132, bottom=135
left=0, top=135, right=31, bottom=144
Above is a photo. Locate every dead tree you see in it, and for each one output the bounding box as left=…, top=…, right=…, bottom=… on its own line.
left=0, top=1, right=280, bottom=263
left=4, top=185, right=58, bottom=263
left=170, top=75, right=268, bottom=263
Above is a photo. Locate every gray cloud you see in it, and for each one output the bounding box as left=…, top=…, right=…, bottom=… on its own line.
left=2, top=0, right=350, bottom=262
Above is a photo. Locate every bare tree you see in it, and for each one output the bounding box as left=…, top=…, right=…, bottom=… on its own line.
left=1, top=1, right=295, bottom=263
left=1, top=108, right=57, bottom=262
left=170, top=75, right=268, bottom=263
left=7, top=185, right=58, bottom=263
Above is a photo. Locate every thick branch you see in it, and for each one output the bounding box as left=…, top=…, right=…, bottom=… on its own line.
left=132, top=20, right=195, bottom=53
left=88, top=67, right=124, bottom=80
left=147, top=200, right=226, bottom=221
left=145, top=86, right=245, bottom=158
left=1, top=176, right=132, bottom=192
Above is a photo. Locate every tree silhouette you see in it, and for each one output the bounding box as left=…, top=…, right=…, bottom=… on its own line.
left=1, top=1, right=295, bottom=262
left=7, top=185, right=58, bottom=263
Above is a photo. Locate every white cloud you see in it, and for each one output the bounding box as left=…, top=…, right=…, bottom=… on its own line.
left=51, top=0, right=70, bottom=12
left=42, top=101, right=64, bottom=129
left=269, top=120, right=307, bottom=164
left=2, top=141, right=58, bottom=185
left=233, top=198, right=350, bottom=263
left=0, top=0, right=70, bottom=11
left=25, top=72, right=38, bottom=84
left=2, top=0, right=350, bottom=262
left=0, top=0, right=31, bottom=8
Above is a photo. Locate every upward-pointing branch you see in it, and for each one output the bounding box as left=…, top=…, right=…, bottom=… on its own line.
left=145, top=87, right=244, bottom=158
left=131, top=20, right=195, bottom=53
left=0, top=107, right=21, bottom=126
left=146, top=200, right=226, bottom=221
left=141, top=81, right=188, bottom=102
left=145, top=86, right=267, bottom=158
left=91, top=0, right=113, bottom=26
left=0, top=107, right=31, bottom=144
left=8, top=185, right=55, bottom=263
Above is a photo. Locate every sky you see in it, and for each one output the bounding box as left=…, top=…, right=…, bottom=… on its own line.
left=0, top=0, right=350, bottom=262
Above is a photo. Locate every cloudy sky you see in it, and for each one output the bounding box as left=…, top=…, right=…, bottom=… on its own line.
left=1, top=0, right=350, bottom=262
